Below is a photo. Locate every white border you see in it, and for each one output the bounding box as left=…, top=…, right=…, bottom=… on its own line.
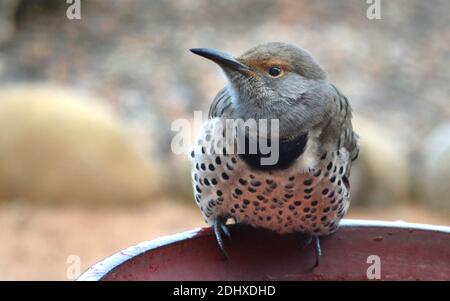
left=77, top=219, right=450, bottom=281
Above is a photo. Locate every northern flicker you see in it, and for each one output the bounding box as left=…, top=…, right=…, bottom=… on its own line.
left=189, top=42, right=359, bottom=266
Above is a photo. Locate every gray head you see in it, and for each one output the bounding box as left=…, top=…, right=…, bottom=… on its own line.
left=190, top=42, right=333, bottom=139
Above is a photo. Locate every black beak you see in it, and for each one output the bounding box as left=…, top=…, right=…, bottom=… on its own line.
left=190, top=48, right=250, bottom=74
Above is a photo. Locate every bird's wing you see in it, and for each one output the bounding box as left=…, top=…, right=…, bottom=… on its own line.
left=330, top=85, right=360, bottom=182
left=335, top=84, right=359, bottom=162
left=319, top=84, right=359, bottom=187
left=209, top=87, right=234, bottom=118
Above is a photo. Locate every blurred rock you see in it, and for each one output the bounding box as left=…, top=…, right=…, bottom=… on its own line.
left=349, top=116, right=410, bottom=207
left=0, top=0, right=18, bottom=44
left=0, top=85, right=162, bottom=205
left=418, top=123, right=450, bottom=214
left=163, top=153, right=194, bottom=202
left=14, top=0, right=67, bottom=28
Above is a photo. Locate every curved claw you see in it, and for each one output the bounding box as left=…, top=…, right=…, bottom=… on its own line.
left=213, top=218, right=230, bottom=259
left=314, top=236, right=322, bottom=267
left=301, top=234, right=313, bottom=249
left=221, top=223, right=231, bottom=240
left=301, top=234, right=321, bottom=267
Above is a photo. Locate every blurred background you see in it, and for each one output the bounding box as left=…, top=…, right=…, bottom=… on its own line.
left=0, top=0, right=449, bottom=280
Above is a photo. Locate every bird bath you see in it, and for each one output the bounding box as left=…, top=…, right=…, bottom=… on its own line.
left=78, top=219, right=450, bottom=281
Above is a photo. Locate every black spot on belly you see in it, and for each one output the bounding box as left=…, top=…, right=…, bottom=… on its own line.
left=327, top=162, right=333, bottom=170
left=285, top=183, right=294, bottom=189
left=248, top=187, right=257, bottom=193
left=239, top=178, right=248, bottom=185
left=303, top=179, right=313, bottom=186
left=251, top=180, right=262, bottom=187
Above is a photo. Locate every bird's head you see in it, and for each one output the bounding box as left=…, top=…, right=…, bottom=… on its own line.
left=190, top=42, right=333, bottom=139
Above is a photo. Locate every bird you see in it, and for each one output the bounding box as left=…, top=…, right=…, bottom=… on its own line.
left=189, top=42, right=359, bottom=267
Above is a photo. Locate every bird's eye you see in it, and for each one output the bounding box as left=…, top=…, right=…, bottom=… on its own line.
left=268, top=66, right=282, bottom=77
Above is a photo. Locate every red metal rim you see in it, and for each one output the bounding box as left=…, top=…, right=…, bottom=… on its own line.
left=77, top=219, right=450, bottom=281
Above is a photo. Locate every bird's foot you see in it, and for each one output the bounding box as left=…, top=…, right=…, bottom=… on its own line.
left=301, top=234, right=313, bottom=249
left=301, top=234, right=321, bottom=268
left=313, top=236, right=322, bottom=267
left=213, top=217, right=231, bottom=259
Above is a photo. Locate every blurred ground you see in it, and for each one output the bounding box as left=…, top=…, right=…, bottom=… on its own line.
left=0, top=200, right=448, bottom=281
